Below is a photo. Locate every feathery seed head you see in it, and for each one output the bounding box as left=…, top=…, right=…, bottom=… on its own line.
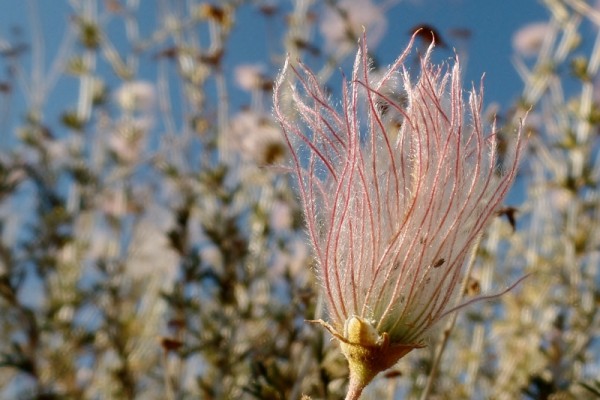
left=274, top=33, right=523, bottom=393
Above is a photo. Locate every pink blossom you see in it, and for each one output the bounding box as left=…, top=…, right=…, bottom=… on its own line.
left=114, top=81, right=156, bottom=113
left=319, top=0, right=387, bottom=50
left=234, top=64, right=268, bottom=91
left=274, top=34, right=523, bottom=396
left=513, top=22, right=551, bottom=57
left=229, top=110, right=287, bottom=165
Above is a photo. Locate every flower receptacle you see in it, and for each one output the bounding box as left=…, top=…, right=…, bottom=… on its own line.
left=310, top=317, right=423, bottom=398
left=340, top=317, right=422, bottom=390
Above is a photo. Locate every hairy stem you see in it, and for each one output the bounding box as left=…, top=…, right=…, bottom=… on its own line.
left=345, top=374, right=365, bottom=400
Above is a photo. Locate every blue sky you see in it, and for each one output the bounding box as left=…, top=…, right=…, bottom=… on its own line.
left=383, top=0, right=549, bottom=105
left=228, top=0, right=550, bottom=108
left=0, top=1, right=549, bottom=120
left=0, top=1, right=554, bottom=212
